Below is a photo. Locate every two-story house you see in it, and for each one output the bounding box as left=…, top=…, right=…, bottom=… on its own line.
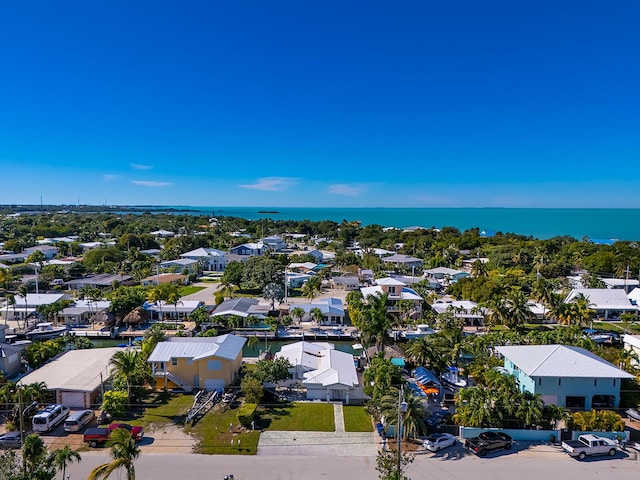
left=496, top=344, right=634, bottom=410
left=229, top=242, right=266, bottom=256
left=148, top=335, right=246, bottom=392
left=180, top=248, right=227, bottom=272
left=360, top=277, right=423, bottom=317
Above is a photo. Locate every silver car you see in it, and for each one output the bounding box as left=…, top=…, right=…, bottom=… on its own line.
left=0, top=432, right=22, bottom=449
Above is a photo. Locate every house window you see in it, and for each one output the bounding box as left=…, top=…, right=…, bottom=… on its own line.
left=388, top=286, right=396, bottom=294
left=613, top=379, right=616, bottom=387
left=594, top=379, right=597, bottom=387
left=558, top=378, right=561, bottom=386
left=207, top=360, right=222, bottom=371
left=171, top=357, right=178, bottom=366
left=538, top=378, right=542, bottom=386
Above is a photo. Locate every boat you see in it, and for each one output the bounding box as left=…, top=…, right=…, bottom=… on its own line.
left=25, top=322, right=67, bottom=340
left=402, top=324, right=436, bottom=340
left=583, top=329, right=612, bottom=344
left=440, top=366, right=468, bottom=389
left=626, top=408, right=640, bottom=422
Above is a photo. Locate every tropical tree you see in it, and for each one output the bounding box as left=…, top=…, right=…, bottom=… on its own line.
left=302, top=276, right=322, bottom=302
left=110, top=349, right=144, bottom=406
left=309, top=307, right=325, bottom=325
left=52, top=445, right=82, bottom=480
left=403, top=337, right=441, bottom=371
left=263, top=282, right=285, bottom=312
left=22, top=433, right=56, bottom=480
left=165, top=287, right=183, bottom=326
left=17, top=284, right=29, bottom=329
left=88, top=427, right=141, bottom=480
left=290, top=306, right=305, bottom=326
left=379, top=388, right=426, bottom=440
left=515, top=391, right=544, bottom=428
left=246, top=335, right=260, bottom=352
left=357, top=293, right=392, bottom=353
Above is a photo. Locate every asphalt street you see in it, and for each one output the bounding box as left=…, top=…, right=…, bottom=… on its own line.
left=64, top=450, right=639, bottom=480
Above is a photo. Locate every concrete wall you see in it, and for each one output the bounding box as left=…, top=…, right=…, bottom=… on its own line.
left=570, top=430, right=629, bottom=441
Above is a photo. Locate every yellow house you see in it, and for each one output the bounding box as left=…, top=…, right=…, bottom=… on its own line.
left=147, top=335, right=246, bottom=392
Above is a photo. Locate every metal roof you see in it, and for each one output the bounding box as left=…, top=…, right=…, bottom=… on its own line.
left=147, top=334, right=245, bottom=362
left=18, top=348, right=119, bottom=391
left=495, top=345, right=635, bottom=379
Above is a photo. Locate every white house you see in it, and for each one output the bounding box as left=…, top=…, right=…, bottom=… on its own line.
left=381, top=254, right=423, bottom=269
left=424, top=267, right=470, bottom=284
left=293, top=298, right=346, bottom=325
left=565, top=288, right=638, bottom=320
left=275, top=341, right=363, bottom=404
left=25, top=245, right=59, bottom=259
left=360, top=277, right=423, bottom=317
left=601, top=278, right=640, bottom=293
left=622, top=334, right=640, bottom=368
left=1, top=293, right=70, bottom=321
left=180, top=248, right=227, bottom=272
left=160, top=258, right=200, bottom=274
left=432, top=300, right=484, bottom=326
left=147, top=300, right=205, bottom=321
left=261, top=236, right=286, bottom=251
left=150, top=230, right=176, bottom=238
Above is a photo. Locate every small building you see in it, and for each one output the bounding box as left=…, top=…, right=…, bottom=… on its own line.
left=360, top=277, right=423, bottom=317
left=148, top=335, right=246, bottom=392
left=146, top=300, right=204, bottom=321
left=381, top=254, right=423, bottom=269
left=229, top=242, right=266, bottom=256
left=65, top=274, right=134, bottom=290
left=25, top=245, right=59, bottom=259
left=18, top=348, right=119, bottom=408
left=424, top=267, right=470, bottom=284
left=432, top=300, right=484, bottom=326
left=294, top=298, right=346, bottom=325
left=286, top=272, right=313, bottom=288
left=275, top=341, right=363, bottom=404
left=0, top=325, right=28, bottom=379
left=565, top=288, right=638, bottom=320
left=1, top=293, right=70, bottom=321
left=601, top=278, right=640, bottom=294
left=140, top=273, right=189, bottom=287
left=56, top=300, right=112, bottom=325
left=150, top=230, right=176, bottom=238
left=495, top=344, right=634, bottom=410
left=159, top=258, right=200, bottom=274
left=331, top=276, right=360, bottom=291
left=211, top=298, right=269, bottom=319
left=261, top=236, right=287, bottom=252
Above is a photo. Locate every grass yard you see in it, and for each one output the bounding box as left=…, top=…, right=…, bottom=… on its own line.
left=131, top=392, right=194, bottom=429
left=187, top=404, right=261, bottom=455
left=594, top=321, right=640, bottom=334
left=179, top=285, right=206, bottom=296
left=343, top=406, right=374, bottom=432
left=258, top=402, right=335, bottom=432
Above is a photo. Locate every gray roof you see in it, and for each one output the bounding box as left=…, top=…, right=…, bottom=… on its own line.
left=147, top=334, right=246, bottom=362
left=496, top=345, right=635, bottom=379
left=19, top=348, right=120, bottom=391
left=212, top=298, right=267, bottom=318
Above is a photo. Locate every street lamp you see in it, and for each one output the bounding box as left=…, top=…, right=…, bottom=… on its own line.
left=397, top=386, right=408, bottom=475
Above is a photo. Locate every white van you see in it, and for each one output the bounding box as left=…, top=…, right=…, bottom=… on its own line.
left=63, top=409, right=95, bottom=432
left=32, top=404, right=70, bottom=432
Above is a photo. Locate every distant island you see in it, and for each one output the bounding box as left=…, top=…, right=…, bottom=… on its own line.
left=257, top=210, right=280, bottom=214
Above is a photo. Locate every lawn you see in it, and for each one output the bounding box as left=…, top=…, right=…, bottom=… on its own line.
left=179, top=285, right=206, bottom=296
left=343, top=406, right=374, bottom=432
left=594, top=321, right=640, bottom=334
left=132, top=392, right=194, bottom=428
left=258, top=402, right=335, bottom=431
left=187, top=404, right=261, bottom=455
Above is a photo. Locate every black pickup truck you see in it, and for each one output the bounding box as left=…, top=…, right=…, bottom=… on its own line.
left=464, top=431, right=513, bottom=456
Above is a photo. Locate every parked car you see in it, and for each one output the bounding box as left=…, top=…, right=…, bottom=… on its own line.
left=64, top=409, right=95, bottom=432
left=107, top=423, right=145, bottom=441
left=464, top=431, right=513, bottom=456
left=562, top=434, right=618, bottom=460
left=424, top=433, right=457, bottom=452
left=0, top=432, right=22, bottom=449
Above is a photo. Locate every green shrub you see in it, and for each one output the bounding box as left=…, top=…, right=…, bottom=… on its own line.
left=102, top=390, right=128, bottom=416
left=237, top=403, right=257, bottom=426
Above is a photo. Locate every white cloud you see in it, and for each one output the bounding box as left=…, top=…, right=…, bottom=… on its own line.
left=130, top=163, right=153, bottom=170
left=328, top=183, right=364, bottom=196
left=103, top=174, right=118, bottom=182
left=239, top=177, right=298, bottom=191
left=131, top=180, right=173, bottom=187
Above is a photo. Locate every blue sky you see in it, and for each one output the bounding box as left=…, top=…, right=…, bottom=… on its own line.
left=1, top=1, right=639, bottom=208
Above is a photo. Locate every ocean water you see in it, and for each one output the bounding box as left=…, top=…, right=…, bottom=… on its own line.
left=149, top=206, right=640, bottom=241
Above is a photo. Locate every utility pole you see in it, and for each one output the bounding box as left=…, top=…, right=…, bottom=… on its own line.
left=396, top=386, right=407, bottom=477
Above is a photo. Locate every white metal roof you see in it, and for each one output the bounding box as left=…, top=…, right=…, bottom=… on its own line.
left=19, top=347, right=120, bottom=391
left=276, top=341, right=358, bottom=387
left=147, top=334, right=246, bottom=362
left=565, top=288, right=636, bottom=310
left=495, top=345, right=635, bottom=379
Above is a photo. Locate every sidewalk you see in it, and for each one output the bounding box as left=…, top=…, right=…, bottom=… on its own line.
left=257, top=403, right=377, bottom=456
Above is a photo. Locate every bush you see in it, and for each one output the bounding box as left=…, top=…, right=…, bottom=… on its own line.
left=237, top=403, right=257, bottom=426
left=240, top=376, right=264, bottom=404
left=101, top=390, right=128, bottom=416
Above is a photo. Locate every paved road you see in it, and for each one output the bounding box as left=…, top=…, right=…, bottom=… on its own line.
left=64, top=450, right=639, bottom=480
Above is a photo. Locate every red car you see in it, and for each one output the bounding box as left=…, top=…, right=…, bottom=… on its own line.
left=107, top=423, right=145, bottom=441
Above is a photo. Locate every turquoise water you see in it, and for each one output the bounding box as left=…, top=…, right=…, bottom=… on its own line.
left=147, top=206, right=640, bottom=241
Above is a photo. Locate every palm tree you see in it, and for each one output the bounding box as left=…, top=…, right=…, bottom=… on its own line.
left=218, top=279, right=235, bottom=299
left=246, top=335, right=260, bottom=352
left=309, top=307, right=325, bottom=325
left=290, top=306, right=305, bottom=326
left=110, top=349, right=142, bottom=406
left=17, top=284, right=29, bottom=330
left=3, top=293, right=15, bottom=326
left=359, top=293, right=392, bottom=353
left=516, top=391, right=544, bottom=428
left=379, top=388, right=426, bottom=440
left=302, top=276, right=322, bottom=302
left=89, top=427, right=140, bottom=480
left=52, top=445, right=82, bottom=480
left=165, top=287, right=183, bottom=327
left=470, top=259, right=488, bottom=277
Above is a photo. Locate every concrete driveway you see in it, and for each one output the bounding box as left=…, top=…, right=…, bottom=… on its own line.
left=181, top=282, right=221, bottom=306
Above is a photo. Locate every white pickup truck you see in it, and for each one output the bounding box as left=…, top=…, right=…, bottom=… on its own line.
left=561, top=434, right=618, bottom=460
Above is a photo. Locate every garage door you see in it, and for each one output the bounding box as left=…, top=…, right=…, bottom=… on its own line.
left=204, top=379, right=225, bottom=392
left=60, top=391, right=86, bottom=408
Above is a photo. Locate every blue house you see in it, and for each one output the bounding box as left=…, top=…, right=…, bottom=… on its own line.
left=495, top=345, right=634, bottom=410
